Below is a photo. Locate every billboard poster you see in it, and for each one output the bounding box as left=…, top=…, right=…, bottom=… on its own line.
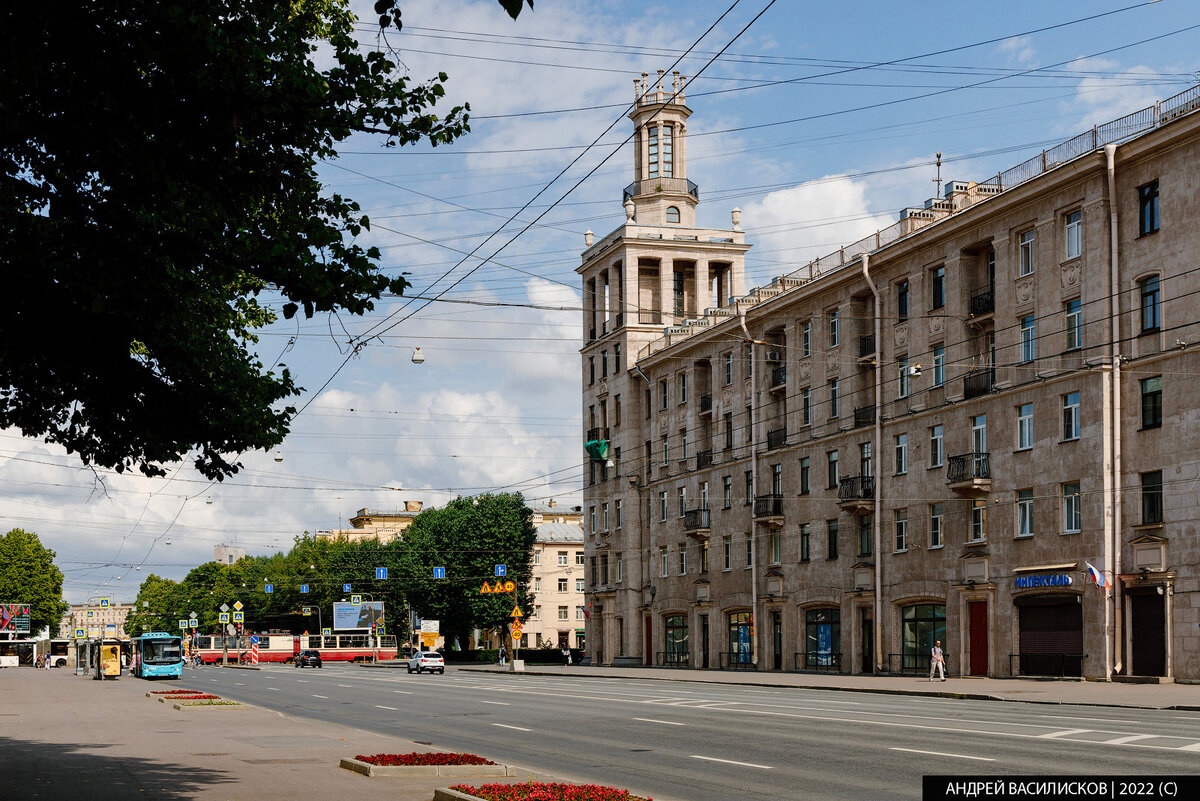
left=0, top=603, right=31, bottom=633
left=332, top=601, right=384, bottom=631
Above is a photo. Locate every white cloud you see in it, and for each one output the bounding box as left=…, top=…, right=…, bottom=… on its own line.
left=1062, top=57, right=1164, bottom=131
left=996, top=36, right=1036, bottom=68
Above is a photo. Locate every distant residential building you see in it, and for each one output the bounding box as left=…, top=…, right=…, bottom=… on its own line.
left=526, top=501, right=585, bottom=651
left=316, top=502, right=424, bottom=544
left=214, top=544, right=246, bottom=565
left=60, top=601, right=134, bottom=639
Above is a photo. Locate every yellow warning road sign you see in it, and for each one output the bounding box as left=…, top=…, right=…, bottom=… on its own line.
left=510, top=603, right=522, bottom=618
left=480, top=583, right=493, bottom=594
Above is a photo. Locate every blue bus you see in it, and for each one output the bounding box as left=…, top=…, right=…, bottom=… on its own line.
left=131, top=632, right=183, bottom=679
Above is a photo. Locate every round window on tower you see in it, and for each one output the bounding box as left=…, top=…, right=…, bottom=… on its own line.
left=666, top=206, right=680, bottom=224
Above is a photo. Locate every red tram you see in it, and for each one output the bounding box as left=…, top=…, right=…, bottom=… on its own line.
left=192, top=633, right=397, bottom=664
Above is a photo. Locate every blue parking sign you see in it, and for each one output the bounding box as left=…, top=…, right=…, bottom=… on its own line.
left=433, top=566, right=446, bottom=579
left=495, top=564, right=506, bottom=577
left=375, top=567, right=388, bottom=580
left=264, top=584, right=273, bottom=593
left=343, top=583, right=352, bottom=592
left=300, top=584, right=309, bottom=593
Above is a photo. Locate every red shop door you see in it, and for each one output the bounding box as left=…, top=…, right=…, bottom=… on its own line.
left=969, top=601, right=989, bottom=676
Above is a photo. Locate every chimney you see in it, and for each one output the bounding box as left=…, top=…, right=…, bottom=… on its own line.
left=548, top=499, right=557, bottom=508
left=405, top=500, right=423, bottom=512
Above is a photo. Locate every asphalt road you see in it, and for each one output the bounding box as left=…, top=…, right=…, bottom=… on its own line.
left=193, top=663, right=1200, bottom=801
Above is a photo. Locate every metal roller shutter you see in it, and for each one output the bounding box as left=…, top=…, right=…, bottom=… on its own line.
left=1017, top=596, right=1083, bottom=676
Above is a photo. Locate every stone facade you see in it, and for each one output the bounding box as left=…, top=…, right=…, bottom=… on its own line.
left=579, top=81, right=1200, bottom=680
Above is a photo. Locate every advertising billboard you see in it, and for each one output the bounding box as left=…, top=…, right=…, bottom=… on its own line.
left=332, top=601, right=384, bottom=632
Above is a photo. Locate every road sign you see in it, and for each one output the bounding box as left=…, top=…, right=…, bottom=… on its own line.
left=351, top=594, right=362, bottom=605
left=99, top=598, right=110, bottom=608
left=87, top=610, right=93, bottom=618
left=510, top=629, right=522, bottom=641
left=420, top=632, right=438, bottom=648
left=220, top=603, right=230, bottom=612
left=189, top=611, right=197, bottom=619
left=322, top=628, right=331, bottom=636
left=343, top=583, right=352, bottom=592
left=233, top=601, right=243, bottom=611
left=178, top=619, right=188, bottom=629
left=433, top=566, right=445, bottom=579
left=376, top=624, right=386, bottom=635
left=510, top=603, right=522, bottom=618
left=375, top=567, right=388, bottom=580
left=494, top=564, right=506, bottom=577
left=264, top=584, right=273, bottom=594
left=74, top=628, right=85, bottom=638
left=503, top=581, right=515, bottom=593
left=420, top=619, right=439, bottom=634
left=226, top=623, right=236, bottom=635
left=302, top=607, right=312, bottom=616
left=480, top=583, right=493, bottom=594
left=232, top=611, right=244, bottom=623
left=219, top=612, right=229, bottom=623
left=300, top=584, right=309, bottom=593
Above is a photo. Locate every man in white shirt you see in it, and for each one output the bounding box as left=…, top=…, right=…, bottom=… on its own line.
left=929, top=640, right=946, bottom=681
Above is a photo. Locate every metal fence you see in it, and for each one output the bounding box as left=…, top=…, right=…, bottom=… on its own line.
left=794, top=652, right=843, bottom=672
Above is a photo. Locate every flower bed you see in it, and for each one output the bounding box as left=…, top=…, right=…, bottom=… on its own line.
left=150, top=689, right=198, bottom=694
left=177, top=700, right=242, bottom=706
left=356, top=752, right=495, bottom=767
left=448, top=782, right=651, bottom=801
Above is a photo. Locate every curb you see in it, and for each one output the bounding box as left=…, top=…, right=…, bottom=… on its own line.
left=339, top=758, right=515, bottom=778
left=434, top=790, right=490, bottom=801
left=220, top=664, right=262, bottom=670
left=172, top=702, right=246, bottom=709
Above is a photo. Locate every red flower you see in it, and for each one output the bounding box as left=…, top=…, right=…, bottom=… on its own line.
left=447, top=782, right=651, bottom=801
left=355, top=752, right=496, bottom=766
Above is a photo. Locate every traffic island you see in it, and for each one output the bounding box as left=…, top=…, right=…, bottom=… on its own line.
left=172, top=701, right=246, bottom=709
left=340, top=753, right=516, bottom=779
left=437, top=782, right=651, bottom=800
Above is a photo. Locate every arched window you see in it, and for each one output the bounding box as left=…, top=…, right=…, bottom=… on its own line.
left=666, top=206, right=680, bottom=224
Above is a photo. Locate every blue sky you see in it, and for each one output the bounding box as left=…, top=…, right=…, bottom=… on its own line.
left=4, top=0, right=1198, bottom=603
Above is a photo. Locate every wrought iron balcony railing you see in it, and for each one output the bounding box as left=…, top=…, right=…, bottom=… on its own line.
left=696, top=450, right=714, bottom=470
left=947, top=452, right=990, bottom=483
left=683, top=507, right=711, bottom=531
left=753, top=494, right=784, bottom=518
left=837, top=475, right=875, bottom=501
left=766, top=428, right=787, bottom=450
left=970, top=284, right=995, bottom=316
left=854, top=405, right=876, bottom=428
left=963, top=367, right=995, bottom=399
left=858, top=335, right=876, bottom=359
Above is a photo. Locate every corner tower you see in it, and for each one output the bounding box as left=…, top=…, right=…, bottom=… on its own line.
left=626, top=70, right=698, bottom=228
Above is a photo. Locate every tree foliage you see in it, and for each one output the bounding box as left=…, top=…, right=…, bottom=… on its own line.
left=0, top=0, right=528, bottom=480
left=0, top=529, right=68, bottom=635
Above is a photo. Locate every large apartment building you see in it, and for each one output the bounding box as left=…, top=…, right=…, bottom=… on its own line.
left=579, top=72, right=1200, bottom=681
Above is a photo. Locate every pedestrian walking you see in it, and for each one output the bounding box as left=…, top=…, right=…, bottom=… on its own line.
left=562, top=645, right=572, bottom=665
left=498, top=645, right=507, bottom=665
left=929, top=639, right=946, bottom=681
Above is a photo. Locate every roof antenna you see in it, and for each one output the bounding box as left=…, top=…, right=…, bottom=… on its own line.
left=932, top=151, right=942, bottom=197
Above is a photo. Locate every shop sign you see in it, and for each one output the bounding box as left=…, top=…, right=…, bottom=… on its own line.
left=1014, top=573, right=1072, bottom=589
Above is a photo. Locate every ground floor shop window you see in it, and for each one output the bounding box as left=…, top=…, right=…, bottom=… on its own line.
left=726, top=611, right=752, bottom=667
left=663, top=615, right=689, bottom=666
left=900, top=603, right=945, bottom=672
left=804, top=607, right=840, bottom=670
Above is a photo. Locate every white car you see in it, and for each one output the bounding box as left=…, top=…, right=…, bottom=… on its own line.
left=407, top=651, right=445, bottom=674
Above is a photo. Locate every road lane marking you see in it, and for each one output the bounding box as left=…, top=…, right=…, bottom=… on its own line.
left=297, top=679, right=308, bottom=683
left=393, top=690, right=412, bottom=694
left=480, top=700, right=510, bottom=706
left=1038, top=729, right=1090, bottom=739
left=312, top=694, right=328, bottom=699
left=267, top=687, right=279, bottom=691
left=1039, top=714, right=1138, bottom=724
left=338, top=684, right=354, bottom=688
left=634, top=718, right=684, bottom=726
left=235, top=682, right=245, bottom=686
left=890, top=748, right=994, bottom=762
left=1179, top=743, right=1200, bottom=751
left=691, top=755, right=772, bottom=770
left=492, top=724, right=531, bottom=732
left=1106, top=735, right=1156, bottom=745
left=375, top=705, right=398, bottom=711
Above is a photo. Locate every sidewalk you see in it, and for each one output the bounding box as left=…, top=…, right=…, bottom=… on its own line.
left=0, top=668, right=552, bottom=801
left=440, top=662, right=1200, bottom=710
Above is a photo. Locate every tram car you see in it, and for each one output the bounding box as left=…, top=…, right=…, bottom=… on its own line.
left=193, top=633, right=398, bottom=664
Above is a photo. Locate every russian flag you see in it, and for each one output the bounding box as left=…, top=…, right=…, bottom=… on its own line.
left=1084, top=561, right=1108, bottom=588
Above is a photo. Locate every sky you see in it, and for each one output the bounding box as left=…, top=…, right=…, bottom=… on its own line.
left=4, top=0, right=1198, bottom=604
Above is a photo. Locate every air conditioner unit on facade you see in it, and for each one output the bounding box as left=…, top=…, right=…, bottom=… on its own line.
left=766, top=351, right=782, bottom=362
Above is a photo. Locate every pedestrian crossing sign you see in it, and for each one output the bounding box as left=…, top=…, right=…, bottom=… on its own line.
left=74, top=628, right=85, bottom=638
left=322, top=628, right=331, bottom=636
left=219, top=612, right=229, bottom=623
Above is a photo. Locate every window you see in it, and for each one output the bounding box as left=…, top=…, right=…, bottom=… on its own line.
left=614, top=343, right=621, bottom=372
left=679, top=428, right=688, bottom=460
left=931, top=266, right=945, bottom=310
left=1016, top=489, right=1034, bottom=538
left=723, top=352, right=733, bottom=385
left=534, top=576, right=541, bottom=590
left=722, top=475, right=733, bottom=508
left=660, top=545, right=668, bottom=577
left=588, top=356, right=595, bottom=384
left=678, top=542, right=687, bottom=574
left=859, top=442, right=872, bottom=478
left=615, top=499, right=623, bottom=529
left=658, top=491, right=668, bottom=521
left=1140, top=376, right=1162, bottom=429
left=929, top=503, right=944, bottom=548
left=588, top=506, right=596, bottom=534
left=662, top=125, right=673, bottom=177
left=645, top=388, right=652, bottom=419
left=1062, top=482, right=1081, bottom=534
left=558, top=578, right=568, bottom=592
left=602, top=503, right=609, bottom=531
left=858, top=514, right=872, bottom=556
left=929, top=425, right=944, bottom=468
left=722, top=535, right=732, bottom=570
left=666, top=205, right=680, bottom=224
left=894, top=433, right=908, bottom=475
left=677, top=486, right=686, bottom=517
left=533, top=551, right=542, bottom=567
left=660, top=380, right=669, bottom=410
left=771, top=463, right=783, bottom=495
left=745, top=533, right=754, bottom=567
left=1064, top=210, right=1082, bottom=260
left=894, top=510, right=908, bottom=552
left=1064, top=298, right=1082, bottom=351
left=829, top=379, right=840, bottom=419
left=932, top=345, right=945, bottom=387
left=679, top=373, right=688, bottom=404
left=577, top=551, right=585, bottom=566
left=897, top=280, right=909, bottom=321
left=575, top=578, right=584, bottom=595
left=770, top=531, right=782, bottom=564
left=828, top=309, right=840, bottom=347
left=800, top=523, right=811, bottom=562
left=801, top=321, right=812, bottom=357
left=558, top=550, right=569, bottom=566
left=700, top=481, right=709, bottom=512
left=826, top=520, right=839, bottom=560
left=1138, top=180, right=1159, bottom=236
left=724, top=412, right=734, bottom=449
left=970, top=499, right=987, bottom=542
left=699, top=541, right=709, bottom=573
left=897, top=355, right=910, bottom=398
left=1016, top=403, right=1033, bottom=450
left=1020, top=314, right=1036, bottom=363
left=1139, top=275, right=1161, bottom=332
left=1141, top=470, right=1163, bottom=525
left=744, top=471, right=753, bottom=506
left=1018, top=228, right=1035, bottom=276
left=558, top=606, right=569, bottom=621
left=798, top=457, right=811, bottom=494
left=826, top=450, right=839, bottom=488
left=660, top=434, right=669, bottom=466
left=647, top=125, right=659, bottom=178
left=1062, top=392, right=1080, bottom=441
left=601, top=350, right=608, bottom=377
left=533, top=605, right=541, bottom=620
left=614, top=394, right=622, bottom=427
left=800, top=387, right=811, bottom=426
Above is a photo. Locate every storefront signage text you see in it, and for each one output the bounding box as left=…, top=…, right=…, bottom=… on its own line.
left=1014, top=573, right=1073, bottom=589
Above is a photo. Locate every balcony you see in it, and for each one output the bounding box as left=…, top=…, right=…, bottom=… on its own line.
left=947, top=452, right=991, bottom=496
left=969, top=284, right=995, bottom=317
left=699, top=393, right=713, bottom=415
left=683, top=507, right=711, bottom=538
left=586, top=427, right=609, bottom=444
left=853, top=404, right=876, bottom=429
left=637, top=310, right=662, bottom=325
left=770, top=366, right=786, bottom=392
left=624, top=177, right=700, bottom=203
left=963, top=367, right=995, bottom=400
left=837, top=475, right=876, bottom=513
left=753, top=494, right=784, bottom=525
left=858, top=335, right=876, bottom=362
left=696, top=450, right=714, bottom=470
left=766, top=427, right=788, bottom=450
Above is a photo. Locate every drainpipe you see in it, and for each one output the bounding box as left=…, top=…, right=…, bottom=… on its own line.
left=739, top=312, right=759, bottom=666
left=1105, top=144, right=1124, bottom=677
left=861, top=254, right=883, bottom=674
